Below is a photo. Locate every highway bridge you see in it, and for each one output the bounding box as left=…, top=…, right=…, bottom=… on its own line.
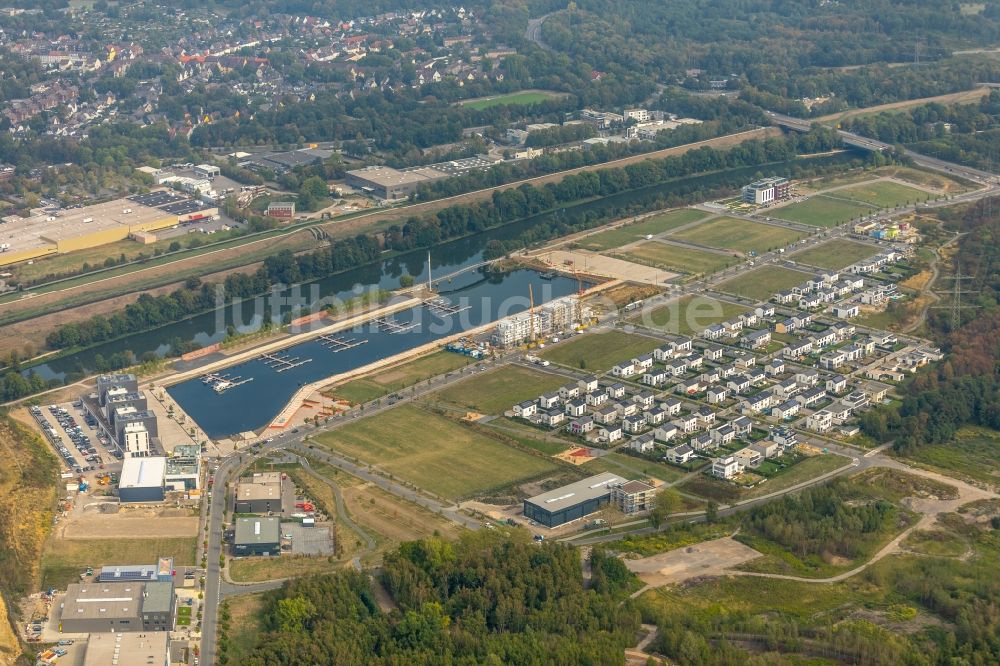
left=766, top=111, right=997, bottom=185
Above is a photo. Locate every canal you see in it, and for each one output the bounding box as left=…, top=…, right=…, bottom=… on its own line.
left=167, top=269, right=581, bottom=438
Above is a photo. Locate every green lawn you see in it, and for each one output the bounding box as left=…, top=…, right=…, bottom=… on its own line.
left=899, top=426, right=1000, bottom=486
left=713, top=265, right=810, bottom=301
left=459, top=90, right=560, bottom=110
left=771, top=195, right=874, bottom=227
left=41, top=537, right=198, bottom=591
left=585, top=452, right=685, bottom=483
left=789, top=238, right=880, bottom=270
left=671, top=217, right=804, bottom=255
left=326, top=351, right=475, bottom=404
left=314, top=405, right=558, bottom=500
left=615, top=242, right=734, bottom=275
left=740, top=454, right=850, bottom=499
left=578, top=209, right=709, bottom=251
left=430, top=365, right=566, bottom=415
left=539, top=330, right=661, bottom=372
left=229, top=555, right=340, bottom=582
left=836, top=181, right=931, bottom=208
left=487, top=418, right=571, bottom=455
left=635, top=295, right=748, bottom=336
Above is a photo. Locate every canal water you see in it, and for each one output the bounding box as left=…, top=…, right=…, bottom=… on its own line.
left=167, top=270, right=580, bottom=438
left=29, top=149, right=861, bottom=389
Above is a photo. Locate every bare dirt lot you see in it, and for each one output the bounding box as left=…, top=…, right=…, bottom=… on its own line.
left=531, top=249, right=678, bottom=284
left=57, top=506, right=199, bottom=540
left=625, top=537, right=762, bottom=590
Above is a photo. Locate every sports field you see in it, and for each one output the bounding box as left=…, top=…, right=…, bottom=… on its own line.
left=578, top=209, right=708, bottom=251
left=459, top=90, right=560, bottom=110
left=326, top=351, right=475, bottom=404
left=836, top=181, right=930, bottom=208
left=671, top=217, right=804, bottom=255
left=430, top=365, right=566, bottom=415
left=714, top=266, right=810, bottom=301
left=789, top=239, right=880, bottom=270
left=539, top=329, right=661, bottom=372
left=616, top=241, right=733, bottom=275
left=771, top=196, right=873, bottom=227
left=313, top=405, right=558, bottom=500
left=635, top=295, right=748, bottom=336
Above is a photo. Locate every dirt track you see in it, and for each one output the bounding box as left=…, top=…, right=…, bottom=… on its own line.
left=0, top=128, right=778, bottom=358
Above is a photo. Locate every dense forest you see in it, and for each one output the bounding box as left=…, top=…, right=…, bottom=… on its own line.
left=861, top=196, right=1000, bottom=452
left=229, top=533, right=640, bottom=665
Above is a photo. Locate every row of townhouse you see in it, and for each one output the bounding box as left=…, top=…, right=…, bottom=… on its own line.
left=710, top=430, right=798, bottom=479
left=848, top=249, right=905, bottom=275
left=819, top=338, right=877, bottom=369
left=782, top=321, right=857, bottom=360
left=662, top=415, right=755, bottom=463
left=700, top=305, right=775, bottom=341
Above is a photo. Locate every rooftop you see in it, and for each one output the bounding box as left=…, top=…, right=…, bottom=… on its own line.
left=234, top=516, right=281, bottom=545
left=83, top=631, right=169, bottom=666
left=525, top=472, right=626, bottom=513
left=119, top=457, right=166, bottom=489
left=63, top=582, right=142, bottom=621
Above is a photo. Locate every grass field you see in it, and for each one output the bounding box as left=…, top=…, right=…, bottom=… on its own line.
left=175, top=606, right=192, bottom=626
left=459, top=90, right=560, bottom=110
left=671, top=217, right=804, bottom=255
left=635, top=295, right=748, bottom=336
left=585, top=452, right=685, bottom=483
left=326, top=351, right=475, bottom=404
left=714, top=265, right=810, bottom=301
left=539, top=330, right=661, bottom=372
left=230, top=555, right=339, bottom=582
left=578, top=209, right=708, bottom=251
left=615, top=241, right=734, bottom=275
left=487, top=418, right=572, bottom=455
left=314, top=405, right=558, bottom=500
left=836, top=181, right=931, bottom=208
left=219, top=593, right=266, bottom=665
left=741, top=454, right=850, bottom=499
left=771, top=195, right=874, bottom=227
left=41, top=537, right=197, bottom=590
left=430, top=365, right=566, bottom=415
left=789, top=238, right=880, bottom=270
left=899, top=426, right=1000, bottom=486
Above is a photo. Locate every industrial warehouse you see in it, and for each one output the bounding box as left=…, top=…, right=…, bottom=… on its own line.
left=59, top=579, right=174, bottom=633
left=0, top=190, right=218, bottom=266
left=522, top=472, right=627, bottom=528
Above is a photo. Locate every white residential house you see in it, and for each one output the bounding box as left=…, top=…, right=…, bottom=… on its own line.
left=765, top=359, right=785, bottom=376
left=796, top=369, right=820, bottom=386
left=755, top=304, right=776, bottom=318
left=565, top=399, right=587, bottom=417
left=739, top=311, right=760, bottom=327
left=666, top=358, right=689, bottom=377
left=633, top=392, right=656, bottom=409
left=541, top=411, right=566, bottom=428
left=733, top=351, right=757, bottom=369
left=513, top=401, right=538, bottom=418
left=826, top=375, right=848, bottom=394
left=654, top=423, right=680, bottom=443
left=559, top=384, right=581, bottom=400
left=707, top=386, right=728, bottom=404
left=773, top=378, right=800, bottom=398
left=644, top=407, right=666, bottom=426
left=806, top=410, right=833, bottom=432
left=623, top=415, right=646, bottom=434
left=611, top=362, right=636, bottom=378
left=569, top=417, right=594, bottom=435
left=673, top=413, right=700, bottom=434
left=833, top=305, right=859, bottom=319
left=702, top=324, right=726, bottom=340
left=726, top=375, right=752, bottom=394
left=691, top=432, right=715, bottom=452
left=538, top=392, right=561, bottom=410
left=619, top=401, right=639, bottom=417
left=653, top=345, right=675, bottom=362
left=702, top=344, right=724, bottom=361
left=642, top=369, right=669, bottom=387
left=593, top=405, right=619, bottom=425
left=741, top=392, right=773, bottom=414
left=741, top=327, right=770, bottom=349
left=820, top=350, right=848, bottom=370
left=735, top=447, right=762, bottom=469
left=711, top=424, right=736, bottom=446
left=632, top=353, right=655, bottom=372
left=711, top=456, right=741, bottom=479
left=697, top=406, right=716, bottom=427
left=771, top=426, right=798, bottom=448
left=577, top=376, right=600, bottom=393
left=719, top=363, right=738, bottom=379
left=772, top=400, right=800, bottom=420
left=701, top=368, right=722, bottom=384
left=660, top=397, right=682, bottom=416
left=731, top=415, right=753, bottom=438
left=586, top=391, right=609, bottom=407
left=795, top=386, right=827, bottom=408
left=666, top=444, right=695, bottom=465
left=783, top=339, right=813, bottom=359
left=773, top=290, right=797, bottom=305
left=828, top=402, right=853, bottom=425
left=606, top=383, right=627, bottom=399
left=600, top=424, right=624, bottom=443
left=676, top=379, right=702, bottom=395
left=629, top=434, right=655, bottom=454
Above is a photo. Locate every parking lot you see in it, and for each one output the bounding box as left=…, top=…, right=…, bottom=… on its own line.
left=283, top=522, right=334, bottom=556
left=29, top=403, right=118, bottom=473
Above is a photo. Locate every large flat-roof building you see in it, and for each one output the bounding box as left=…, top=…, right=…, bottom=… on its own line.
left=345, top=165, right=444, bottom=200
left=233, top=516, right=281, bottom=556
left=83, top=632, right=169, bottom=666
left=0, top=198, right=177, bottom=267
left=118, top=456, right=166, bottom=503
left=742, top=177, right=790, bottom=205
left=60, top=580, right=173, bottom=633
left=234, top=472, right=285, bottom=514
left=523, top=472, right=626, bottom=528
